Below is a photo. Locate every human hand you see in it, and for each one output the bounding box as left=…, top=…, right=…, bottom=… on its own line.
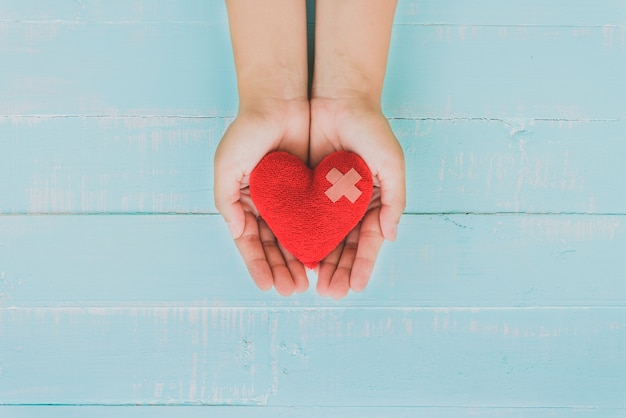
left=214, top=99, right=310, bottom=296
left=309, top=97, right=406, bottom=298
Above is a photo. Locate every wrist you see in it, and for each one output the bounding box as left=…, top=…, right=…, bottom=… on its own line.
left=310, top=95, right=382, bottom=122
left=237, top=69, right=308, bottom=107
left=237, top=95, right=310, bottom=122
left=311, top=81, right=382, bottom=110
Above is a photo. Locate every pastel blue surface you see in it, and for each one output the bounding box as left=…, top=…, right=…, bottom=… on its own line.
left=1, top=1, right=626, bottom=417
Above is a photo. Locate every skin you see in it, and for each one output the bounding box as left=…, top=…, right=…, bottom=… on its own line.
left=214, top=0, right=310, bottom=296
left=215, top=0, right=405, bottom=298
left=311, top=0, right=405, bottom=299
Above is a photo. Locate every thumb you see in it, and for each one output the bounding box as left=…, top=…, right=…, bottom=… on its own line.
left=217, top=196, right=246, bottom=239
left=377, top=156, right=406, bottom=242
left=380, top=202, right=403, bottom=242
left=214, top=158, right=246, bottom=239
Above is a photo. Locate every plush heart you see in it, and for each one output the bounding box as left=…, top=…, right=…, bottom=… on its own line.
left=249, top=151, right=373, bottom=269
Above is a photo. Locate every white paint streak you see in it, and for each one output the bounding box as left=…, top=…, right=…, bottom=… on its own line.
left=154, top=382, right=164, bottom=398
left=603, top=25, right=615, bottom=49
left=470, top=320, right=479, bottom=332
left=202, top=309, right=209, bottom=348
left=189, top=353, right=198, bottom=400
left=187, top=308, right=199, bottom=325
left=269, top=316, right=280, bottom=395
left=403, top=318, right=413, bottom=335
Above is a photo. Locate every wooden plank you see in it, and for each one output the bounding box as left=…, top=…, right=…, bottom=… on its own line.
left=0, top=406, right=621, bottom=418
left=3, top=306, right=623, bottom=406
left=399, top=119, right=626, bottom=214
left=395, top=0, right=626, bottom=26
left=0, top=116, right=221, bottom=214
left=0, top=21, right=237, bottom=117
left=0, top=307, right=271, bottom=405
left=270, top=307, right=626, bottom=407
left=1, top=22, right=625, bottom=119
left=2, top=1, right=623, bottom=414
left=0, top=0, right=226, bottom=24
left=3, top=0, right=623, bottom=28
left=2, top=118, right=625, bottom=215
left=1, top=214, right=625, bottom=307
left=384, top=24, right=626, bottom=119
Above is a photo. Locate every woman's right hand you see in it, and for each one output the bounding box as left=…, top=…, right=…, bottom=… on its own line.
left=214, top=99, right=311, bottom=296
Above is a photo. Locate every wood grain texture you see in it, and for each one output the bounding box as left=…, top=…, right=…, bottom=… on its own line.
left=384, top=25, right=626, bottom=120
left=2, top=0, right=626, bottom=414
left=0, top=0, right=224, bottom=23
left=1, top=4, right=625, bottom=119
left=2, top=7, right=625, bottom=214
left=270, top=308, right=626, bottom=407
left=0, top=116, right=220, bottom=214
left=0, top=307, right=271, bottom=405
left=2, top=406, right=624, bottom=418
left=2, top=305, right=625, bottom=406
left=4, top=0, right=626, bottom=26
left=2, top=119, right=626, bottom=214
left=0, top=19, right=234, bottom=117
left=395, top=0, right=626, bottom=26
left=1, top=215, right=625, bottom=307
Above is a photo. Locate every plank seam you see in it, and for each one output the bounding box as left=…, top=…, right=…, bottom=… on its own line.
left=0, top=20, right=224, bottom=25
left=386, top=117, right=626, bottom=123
left=0, top=20, right=624, bottom=29
left=2, top=116, right=626, bottom=122
left=1, top=403, right=622, bottom=408
left=1, top=212, right=626, bottom=216
left=0, top=115, right=225, bottom=119
left=4, top=306, right=626, bottom=311
left=394, top=23, right=626, bottom=29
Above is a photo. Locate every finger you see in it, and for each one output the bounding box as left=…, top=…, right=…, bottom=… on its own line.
left=258, top=218, right=295, bottom=297
left=316, top=241, right=343, bottom=297
left=277, top=240, right=309, bottom=293
left=350, top=208, right=385, bottom=293
left=233, top=211, right=273, bottom=291
left=377, top=148, right=406, bottom=242
left=328, top=226, right=360, bottom=299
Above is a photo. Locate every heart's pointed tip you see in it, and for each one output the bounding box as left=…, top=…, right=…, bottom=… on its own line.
left=304, top=261, right=319, bottom=270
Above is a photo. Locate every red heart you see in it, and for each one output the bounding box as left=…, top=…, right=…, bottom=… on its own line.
left=250, top=151, right=373, bottom=269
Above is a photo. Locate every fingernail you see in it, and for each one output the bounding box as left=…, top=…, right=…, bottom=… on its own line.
left=227, top=221, right=238, bottom=238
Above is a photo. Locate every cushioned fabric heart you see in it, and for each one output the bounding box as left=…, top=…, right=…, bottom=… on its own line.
left=249, top=151, right=373, bottom=269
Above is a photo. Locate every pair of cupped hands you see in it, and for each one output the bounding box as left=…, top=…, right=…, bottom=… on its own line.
left=214, top=97, right=405, bottom=299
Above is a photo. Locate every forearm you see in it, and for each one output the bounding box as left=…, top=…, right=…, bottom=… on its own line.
left=312, top=0, right=397, bottom=106
left=225, top=0, right=309, bottom=108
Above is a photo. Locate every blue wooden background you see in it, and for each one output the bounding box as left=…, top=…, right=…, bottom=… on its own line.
left=1, top=1, right=626, bottom=417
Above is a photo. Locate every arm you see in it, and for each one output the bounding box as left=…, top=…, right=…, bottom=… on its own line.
left=310, top=0, right=405, bottom=298
left=312, top=0, right=397, bottom=105
left=214, top=0, right=310, bottom=295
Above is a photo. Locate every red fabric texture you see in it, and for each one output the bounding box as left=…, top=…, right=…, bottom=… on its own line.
left=250, top=151, right=373, bottom=269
